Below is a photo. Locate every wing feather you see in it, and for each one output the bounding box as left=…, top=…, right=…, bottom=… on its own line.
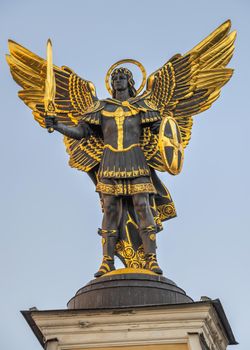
left=145, top=20, right=236, bottom=148
left=6, top=40, right=97, bottom=129
left=64, top=135, right=103, bottom=172
left=7, top=40, right=102, bottom=172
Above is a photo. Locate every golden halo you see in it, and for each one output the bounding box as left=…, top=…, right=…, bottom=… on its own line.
left=105, top=59, right=147, bottom=96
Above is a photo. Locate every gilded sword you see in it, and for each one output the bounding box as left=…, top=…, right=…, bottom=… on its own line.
left=44, top=39, right=56, bottom=133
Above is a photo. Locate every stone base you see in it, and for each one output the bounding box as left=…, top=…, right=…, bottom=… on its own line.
left=22, top=299, right=237, bottom=350
left=67, top=268, right=193, bottom=309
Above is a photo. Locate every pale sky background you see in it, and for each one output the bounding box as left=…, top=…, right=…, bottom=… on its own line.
left=0, top=0, right=249, bottom=349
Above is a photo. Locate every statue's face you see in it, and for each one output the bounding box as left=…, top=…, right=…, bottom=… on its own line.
left=112, top=72, right=129, bottom=92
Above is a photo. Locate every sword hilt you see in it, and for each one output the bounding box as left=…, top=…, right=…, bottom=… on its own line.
left=46, top=109, right=56, bottom=134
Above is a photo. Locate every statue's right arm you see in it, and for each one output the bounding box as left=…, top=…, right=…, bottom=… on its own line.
left=45, top=116, right=92, bottom=140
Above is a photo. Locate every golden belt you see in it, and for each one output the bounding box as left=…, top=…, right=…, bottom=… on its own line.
left=104, top=143, right=140, bottom=152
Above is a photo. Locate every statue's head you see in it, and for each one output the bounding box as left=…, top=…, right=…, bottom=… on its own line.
left=111, top=67, right=136, bottom=98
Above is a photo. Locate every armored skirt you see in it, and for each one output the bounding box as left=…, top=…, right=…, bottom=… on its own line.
left=96, top=145, right=156, bottom=196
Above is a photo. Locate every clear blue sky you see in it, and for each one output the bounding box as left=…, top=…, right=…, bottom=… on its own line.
left=0, top=0, right=249, bottom=349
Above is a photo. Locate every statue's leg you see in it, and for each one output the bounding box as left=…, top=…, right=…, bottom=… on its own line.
left=132, top=193, right=163, bottom=275
left=94, top=195, right=120, bottom=278
left=101, top=194, right=121, bottom=230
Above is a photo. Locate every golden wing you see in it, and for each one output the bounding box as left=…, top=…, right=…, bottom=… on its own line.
left=145, top=20, right=236, bottom=148
left=64, top=135, right=104, bottom=172
left=6, top=40, right=104, bottom=172
left=140, top=127, right=164, bottom=171
left=6, top=40, right=98, bottom=127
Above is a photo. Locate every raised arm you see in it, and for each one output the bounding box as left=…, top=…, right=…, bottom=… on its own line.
left=45, top=116, right=92, bottom=140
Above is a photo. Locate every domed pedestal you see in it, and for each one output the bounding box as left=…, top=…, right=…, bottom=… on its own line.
left=67, top=268, right=193, bottom=309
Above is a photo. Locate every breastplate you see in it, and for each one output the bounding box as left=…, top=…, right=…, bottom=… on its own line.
left=101, top=105, right=140, bottom=151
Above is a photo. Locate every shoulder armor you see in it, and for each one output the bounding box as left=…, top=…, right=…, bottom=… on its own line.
left=131, top=96, right=161, bottom=124
left=143, top=99, right=158, bottom=111
left=84, top=100, right=105, bottom=114
left=141, top=109, right=161, bottom=124
left=80, top=101, right=105, bottom=125
left=130, top=94, right=159, bottom=112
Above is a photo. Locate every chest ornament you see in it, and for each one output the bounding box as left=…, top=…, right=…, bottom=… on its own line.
left=101, top=105, right=145, bottom=150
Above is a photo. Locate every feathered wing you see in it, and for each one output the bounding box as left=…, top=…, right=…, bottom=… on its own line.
left=64, top=135, right=103, bottom=172
left=6, top=40, right=103, bottom=172
left=145, top=20, right=236, bottom=148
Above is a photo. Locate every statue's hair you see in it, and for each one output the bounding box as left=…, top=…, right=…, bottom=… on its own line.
left=111, top=67, right=137, bottom=98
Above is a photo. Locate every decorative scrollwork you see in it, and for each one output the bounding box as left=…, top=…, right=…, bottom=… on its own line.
left=116, top=241, right=146, bottom=269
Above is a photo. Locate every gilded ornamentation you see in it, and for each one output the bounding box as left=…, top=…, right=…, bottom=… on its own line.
left=96, top=181, right=156, bottom=196
left=44, top=39, right=56, bottom=133
left=98, top=167, right=151, bottom=179
left=157, top=203, right=177, bottom=221
left=158, top=116, right=184, bottom=175
left=116, top=241, right=146, bottom=269
left=104, top=143, right=140, bottom=152
left=144, top=99, right=158, bottom=110
left=149, top=233, right=156, bottom=241
left=101, top=105, right=148, bottom=151
left=7, top=20, right=235, bottom=276
left=105, top=59, right=147, bottom=96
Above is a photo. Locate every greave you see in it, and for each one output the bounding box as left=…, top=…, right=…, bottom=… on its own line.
left=139, top=225, right=163, bottom=275
left=94, top=228, right=118, bottom=278
left=100, top=228, right=118, bottom=259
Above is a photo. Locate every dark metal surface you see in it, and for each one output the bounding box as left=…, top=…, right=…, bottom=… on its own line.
left=67, top=273, right=193, bottom=309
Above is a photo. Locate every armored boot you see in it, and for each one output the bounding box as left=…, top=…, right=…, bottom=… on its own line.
left=140, top=225, right=163, bottom=275
left=94, top=229, right=118, bottom=278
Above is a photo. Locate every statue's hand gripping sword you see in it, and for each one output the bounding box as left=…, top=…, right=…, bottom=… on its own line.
left=44, top=39, right=56, bottom=133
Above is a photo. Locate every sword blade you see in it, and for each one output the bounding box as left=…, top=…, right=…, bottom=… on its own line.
left=44, top=38, right=56, bottom=114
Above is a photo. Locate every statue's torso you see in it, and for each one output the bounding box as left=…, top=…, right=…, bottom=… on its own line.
left=81, top=98, right=161, bottom=179
left=101, top=103, right=142, bottom=151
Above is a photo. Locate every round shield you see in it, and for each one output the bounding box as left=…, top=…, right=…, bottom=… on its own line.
left=158, top=116, right=184, bottom=175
